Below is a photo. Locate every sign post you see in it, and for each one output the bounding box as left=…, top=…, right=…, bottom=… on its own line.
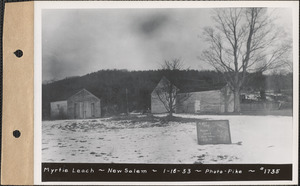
left=196, top=120, right=231, bottom=145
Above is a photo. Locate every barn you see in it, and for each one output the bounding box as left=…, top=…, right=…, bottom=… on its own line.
left=151, top=77, right=234, bottom=114
left=176, top=85, right=234, bottom=113
left=50, top=89, right=101, bottom=119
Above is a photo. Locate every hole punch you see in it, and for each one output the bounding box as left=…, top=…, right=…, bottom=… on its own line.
left=14, top=49, right=23, bottom=58
left=13, top=130, right=21, bottom=138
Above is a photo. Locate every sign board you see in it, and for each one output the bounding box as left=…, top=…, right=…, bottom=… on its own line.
left=196, top=120, right=231, bottom=145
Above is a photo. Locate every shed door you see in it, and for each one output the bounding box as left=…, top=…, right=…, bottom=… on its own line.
left=91, top=103, right=95, bottom=117
left=195, top=100, right=201, bottom=113
left=79, top=102, right=84, bottom=118
left=74, top=103, right=78, bottom=119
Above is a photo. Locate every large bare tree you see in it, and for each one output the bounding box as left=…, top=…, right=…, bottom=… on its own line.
left=201, top=8, right=292, bottom=112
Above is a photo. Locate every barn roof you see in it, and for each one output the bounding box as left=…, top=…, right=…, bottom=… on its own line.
left=178, top=82, right=227, bottom=93
left=151, top=76, right=180, bottom=94
left=155, top=76, right=227, bottom=93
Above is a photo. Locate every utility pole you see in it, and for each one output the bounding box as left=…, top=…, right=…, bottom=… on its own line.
left=126, top=88, right=129, bottom=115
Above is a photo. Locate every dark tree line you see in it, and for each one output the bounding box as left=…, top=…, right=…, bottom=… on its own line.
left=42, top=69, right=292, bottom=119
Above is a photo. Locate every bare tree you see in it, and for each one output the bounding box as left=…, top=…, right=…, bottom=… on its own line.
left=201, top=8, right=292, bottom=112
left=154, top=76, right=178, bottom=117
left=154, top=58, right=189, bottom=117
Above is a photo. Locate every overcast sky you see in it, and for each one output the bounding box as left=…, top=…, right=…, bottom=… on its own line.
left=42, top=8, right=292, bottom=82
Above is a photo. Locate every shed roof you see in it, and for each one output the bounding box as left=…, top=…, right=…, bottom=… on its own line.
left=50, top=88, right=100, bottom=102
left=68, top=89, right=100, bottom=101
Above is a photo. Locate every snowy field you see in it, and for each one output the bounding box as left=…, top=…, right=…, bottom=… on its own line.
left=42, top=114, right=293, bottom=164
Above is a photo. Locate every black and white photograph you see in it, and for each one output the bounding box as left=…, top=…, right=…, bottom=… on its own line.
left=36, top=1, right=298, bottom=184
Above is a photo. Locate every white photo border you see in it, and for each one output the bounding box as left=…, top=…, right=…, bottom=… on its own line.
left=34, top=1, right=299, bottom=185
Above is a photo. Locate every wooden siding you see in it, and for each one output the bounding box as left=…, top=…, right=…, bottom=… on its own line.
left=176, top=90, right=222, bottom=113
left=176, top=85, right=234, bottom=114
left=151, top=93, right=168, bottom=114
left=67, top=89, right=101, bottom=119
left=50, top=101, right=68, bottom=119
left=151, top=77, right=178, bottom=114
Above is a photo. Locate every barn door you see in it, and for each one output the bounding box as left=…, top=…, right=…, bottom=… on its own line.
left=91, top=103, right=95, bottom=117
left=195, top=100, right=201, bottom=113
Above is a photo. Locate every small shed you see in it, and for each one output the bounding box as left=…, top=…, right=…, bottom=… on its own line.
left=50, top=100, right=68, bottom=119
left=50, top=89, right=101, bottom=119
left=67, top=89, right=101, bottom=119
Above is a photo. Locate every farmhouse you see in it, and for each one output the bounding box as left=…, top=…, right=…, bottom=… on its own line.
left=50, top=89, right=101, bottom=119
left=151, top=77, right=234, bottom=114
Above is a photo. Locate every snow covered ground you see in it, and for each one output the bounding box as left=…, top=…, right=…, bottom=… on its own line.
left=42, top=114, right=293, bottom=164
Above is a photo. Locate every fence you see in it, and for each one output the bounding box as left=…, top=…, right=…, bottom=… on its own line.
left=241, top=102, right=280, bottom=111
